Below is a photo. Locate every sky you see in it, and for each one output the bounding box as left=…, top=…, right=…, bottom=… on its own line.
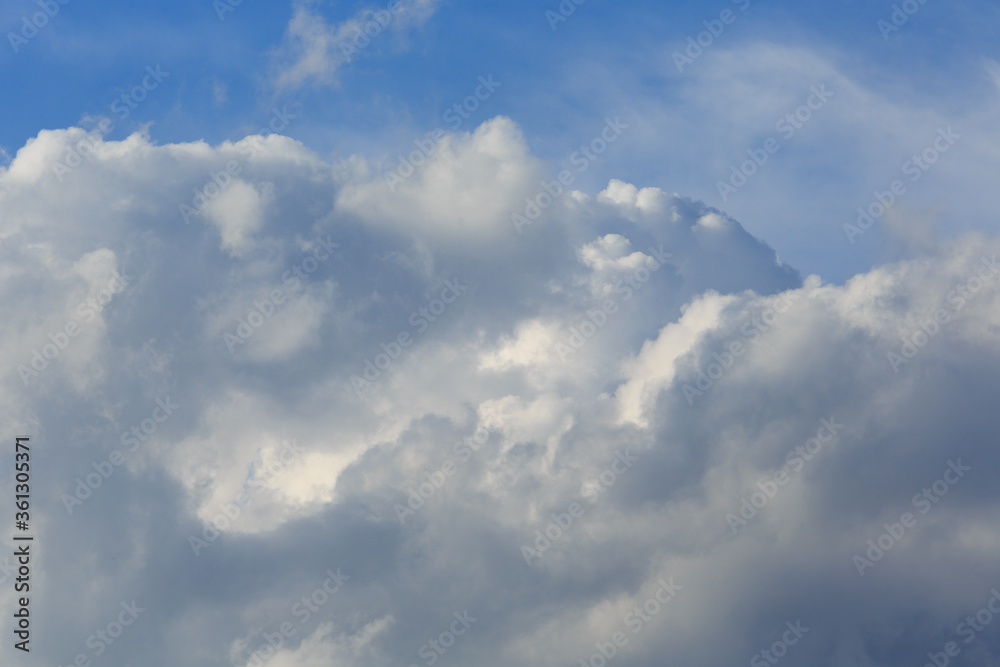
left=1, top=1, right=1000, bottom=666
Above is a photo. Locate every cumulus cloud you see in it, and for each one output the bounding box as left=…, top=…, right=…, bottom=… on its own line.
left=2, top=115, right=999, bottom=667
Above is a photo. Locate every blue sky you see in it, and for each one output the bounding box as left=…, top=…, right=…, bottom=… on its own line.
left=3, top=2, right=1000, bottom=667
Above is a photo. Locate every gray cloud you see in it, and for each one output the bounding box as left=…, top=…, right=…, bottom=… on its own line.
left=1, top=117, right=998, bottom=667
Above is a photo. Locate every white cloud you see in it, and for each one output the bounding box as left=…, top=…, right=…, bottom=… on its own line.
left=337, top=116, right=547, bottom=245
left=273, top=0, right=443, bottom=91
left=596, top=178, right=670, bottom=219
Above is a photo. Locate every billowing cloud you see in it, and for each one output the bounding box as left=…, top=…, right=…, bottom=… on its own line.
left=1, top=114, right=998, bottom=667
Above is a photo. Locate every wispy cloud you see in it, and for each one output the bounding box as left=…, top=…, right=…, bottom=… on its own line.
left=271, top=0, right=442, bottom=91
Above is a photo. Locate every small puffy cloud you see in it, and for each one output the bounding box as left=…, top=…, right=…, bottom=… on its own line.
left=597, top=178, right=671, bottom=218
